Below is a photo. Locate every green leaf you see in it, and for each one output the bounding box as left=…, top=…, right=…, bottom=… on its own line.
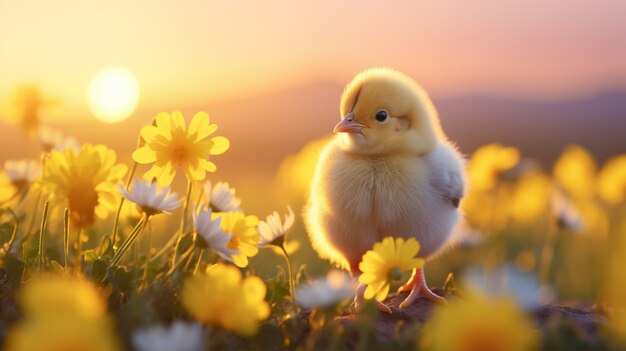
left=50, top=260, right=65, bottom=273
left=98, top=235, right=113, bottom=258
left=110, top=266, right=133, bottom=293
left=84, top=250, right=100, bottom=263
left=266, top=279, right=291, bottom=307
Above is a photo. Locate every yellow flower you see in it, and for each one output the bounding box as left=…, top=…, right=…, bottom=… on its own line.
left=468, top=143, right=520, bottom=191
left=273, top=136, right=332, bottom=202
left=509, top=172, right=551, bottom=224
left=6, top=318, right=120, bottom=351
left=212, top=211, right=260, bottom=268
left=420, top=295, right=538, bottom=351
left=462, top=188, right=503, bottom=231
left=553, top=144, right=596, bottom=199
left=19, top=275, right=106, bottom=321
left=181, top=263, right=270, bottom=336
left=0, top=172, right=18, bottom=203
left=132, top=111, right=229, bottom=187
left=6, top=274, right=119, bottom=351
left=358, top=237, right=424, bottom=301
left=40, top=144, right=127, bottom=227
left=597, top=154, right=626, bottom=205
left=603, top=221, right=626, bottom=341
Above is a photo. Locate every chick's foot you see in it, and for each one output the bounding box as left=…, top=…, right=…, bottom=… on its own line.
left=398, top=268, right=447, bottom=308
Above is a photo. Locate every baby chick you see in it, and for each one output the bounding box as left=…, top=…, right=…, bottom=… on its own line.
left=305, top=68, right=465, bottom=311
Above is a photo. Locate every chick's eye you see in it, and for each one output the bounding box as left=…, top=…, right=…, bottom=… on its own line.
left=375, top=110, right=388, bottom=123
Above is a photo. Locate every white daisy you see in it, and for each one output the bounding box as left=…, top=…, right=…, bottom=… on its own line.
left=295, top=270, right=356, bottom=309
left=194, top=206, right=240, bottom=261
left=551, top=191, right=583, bottom=231
left=37, top=126, right=79, bottom=152
left=119, top=179, right=183, bottom=216
left=4, top=159, right=41, bottom=185
left=463, top=265, right=544, bottom=309
left=132, top=320, right=206, bottom=351
left=258, top=206, right=295, bottom=246
left=203, top=180, right=241, bottom=212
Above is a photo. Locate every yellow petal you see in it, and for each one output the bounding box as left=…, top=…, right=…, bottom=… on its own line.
left=242, top=276, right=267, bottom=301
left=140, top=125, right=162, bottom=142
left=132, top=146, right=157, bottom=164
left=209, top=136, right=230, bottom=155
left=156, top=164, right=176, bottom=187
left=144, top=162, right=176, bottom=187
left=398, top=237, right=420, bottom=259
left=375, top=283, right=390, bottom=301
left=155, top=112, right=172, bottom=130
left=108, top=164, right=128, bottom=180
left=358, top=272, right=378, bottom=284
left=363, top=284, right=379, bottom=300
left=189, top=112, right=218, bottom=141
left=245, top=215, right=259, bottom=227
left=171, top=110, right=186, bottom=130
left=233, top=254, right=249, bottom=268
left=199, top=159, right=217, bottom=173
left=239, top=243, right=259, bottom=257
left=184, top=161, right=207, bottom=182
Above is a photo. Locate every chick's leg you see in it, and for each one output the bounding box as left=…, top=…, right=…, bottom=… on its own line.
left=398, top=268, right=446, bottom=308
left=351, top=262, right=392, bottom=314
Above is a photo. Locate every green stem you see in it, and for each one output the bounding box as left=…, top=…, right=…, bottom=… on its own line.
left=171, top=180, right=192, bottom=267
left=63, top=209, right=70, bottom=269
left=166, top=243, right=196, bottom=277
left=281, top=245, right=298, bottom=314
left=36, top=202, right=50, bottom=271
left=109, top=215, right=148, bottom=268
left=5, top=208, right=19, bottom=253
left=183, top=236, right=198, bottom=272
left=75, top=226, right=83, bottom=272
left=24, top=191, right=42, bottom=241
left=193, top=248, right=205, bottom=275
left=147, top=231, right=178, bottom=264
left=142, top=229, right=153, bottom=285
left=111, top=161, right=138, bottom=250
left=539, top=228, right=557, bottom=285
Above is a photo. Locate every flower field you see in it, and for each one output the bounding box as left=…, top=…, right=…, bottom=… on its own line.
left=0, top=108, right=625, bottom=351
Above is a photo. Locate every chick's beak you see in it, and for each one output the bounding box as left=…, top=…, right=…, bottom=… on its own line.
left=334, top=113, right=365, bottom=134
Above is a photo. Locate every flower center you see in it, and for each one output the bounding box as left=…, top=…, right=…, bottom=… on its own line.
left=49, top=340, right=91, bottom=351
left=67, top=183, right=99, bottom=227
left=459, top=328, right=509, bottom=351
left=226, top=235, right=240, bottom=251
left=168, top=131, right=192, bottom=165
left=171, top=145, right=189, bottom=164
left=386, top=267, right=403, bottom=283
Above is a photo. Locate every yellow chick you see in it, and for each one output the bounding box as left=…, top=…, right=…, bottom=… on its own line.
left=305, top=68, right=465, bottom=311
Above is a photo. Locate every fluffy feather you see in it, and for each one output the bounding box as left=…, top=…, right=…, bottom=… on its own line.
left=305, top=67, right=466, bottom=272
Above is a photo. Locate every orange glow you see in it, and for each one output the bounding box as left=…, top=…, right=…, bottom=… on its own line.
left=1, top=0, right=625, bottom=122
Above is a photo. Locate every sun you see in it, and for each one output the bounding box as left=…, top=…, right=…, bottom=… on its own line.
left=87, top=67, right=140, bottom=123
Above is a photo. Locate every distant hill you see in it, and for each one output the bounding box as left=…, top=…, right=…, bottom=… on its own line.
left=199, top=82, right=626, bottom=173
left=436, top=90, right=626, bottom=166
left=1, top=82, right=624, bottom=177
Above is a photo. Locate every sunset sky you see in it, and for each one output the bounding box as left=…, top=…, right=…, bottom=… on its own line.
left=1, top=0, right=625, bottom=122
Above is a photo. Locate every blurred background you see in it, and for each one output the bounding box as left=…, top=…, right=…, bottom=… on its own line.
left=1, top=0, right=625, bottom=300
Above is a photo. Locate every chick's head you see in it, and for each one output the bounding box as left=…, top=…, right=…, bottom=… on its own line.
left=335, top=67, right=444, bottom=156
